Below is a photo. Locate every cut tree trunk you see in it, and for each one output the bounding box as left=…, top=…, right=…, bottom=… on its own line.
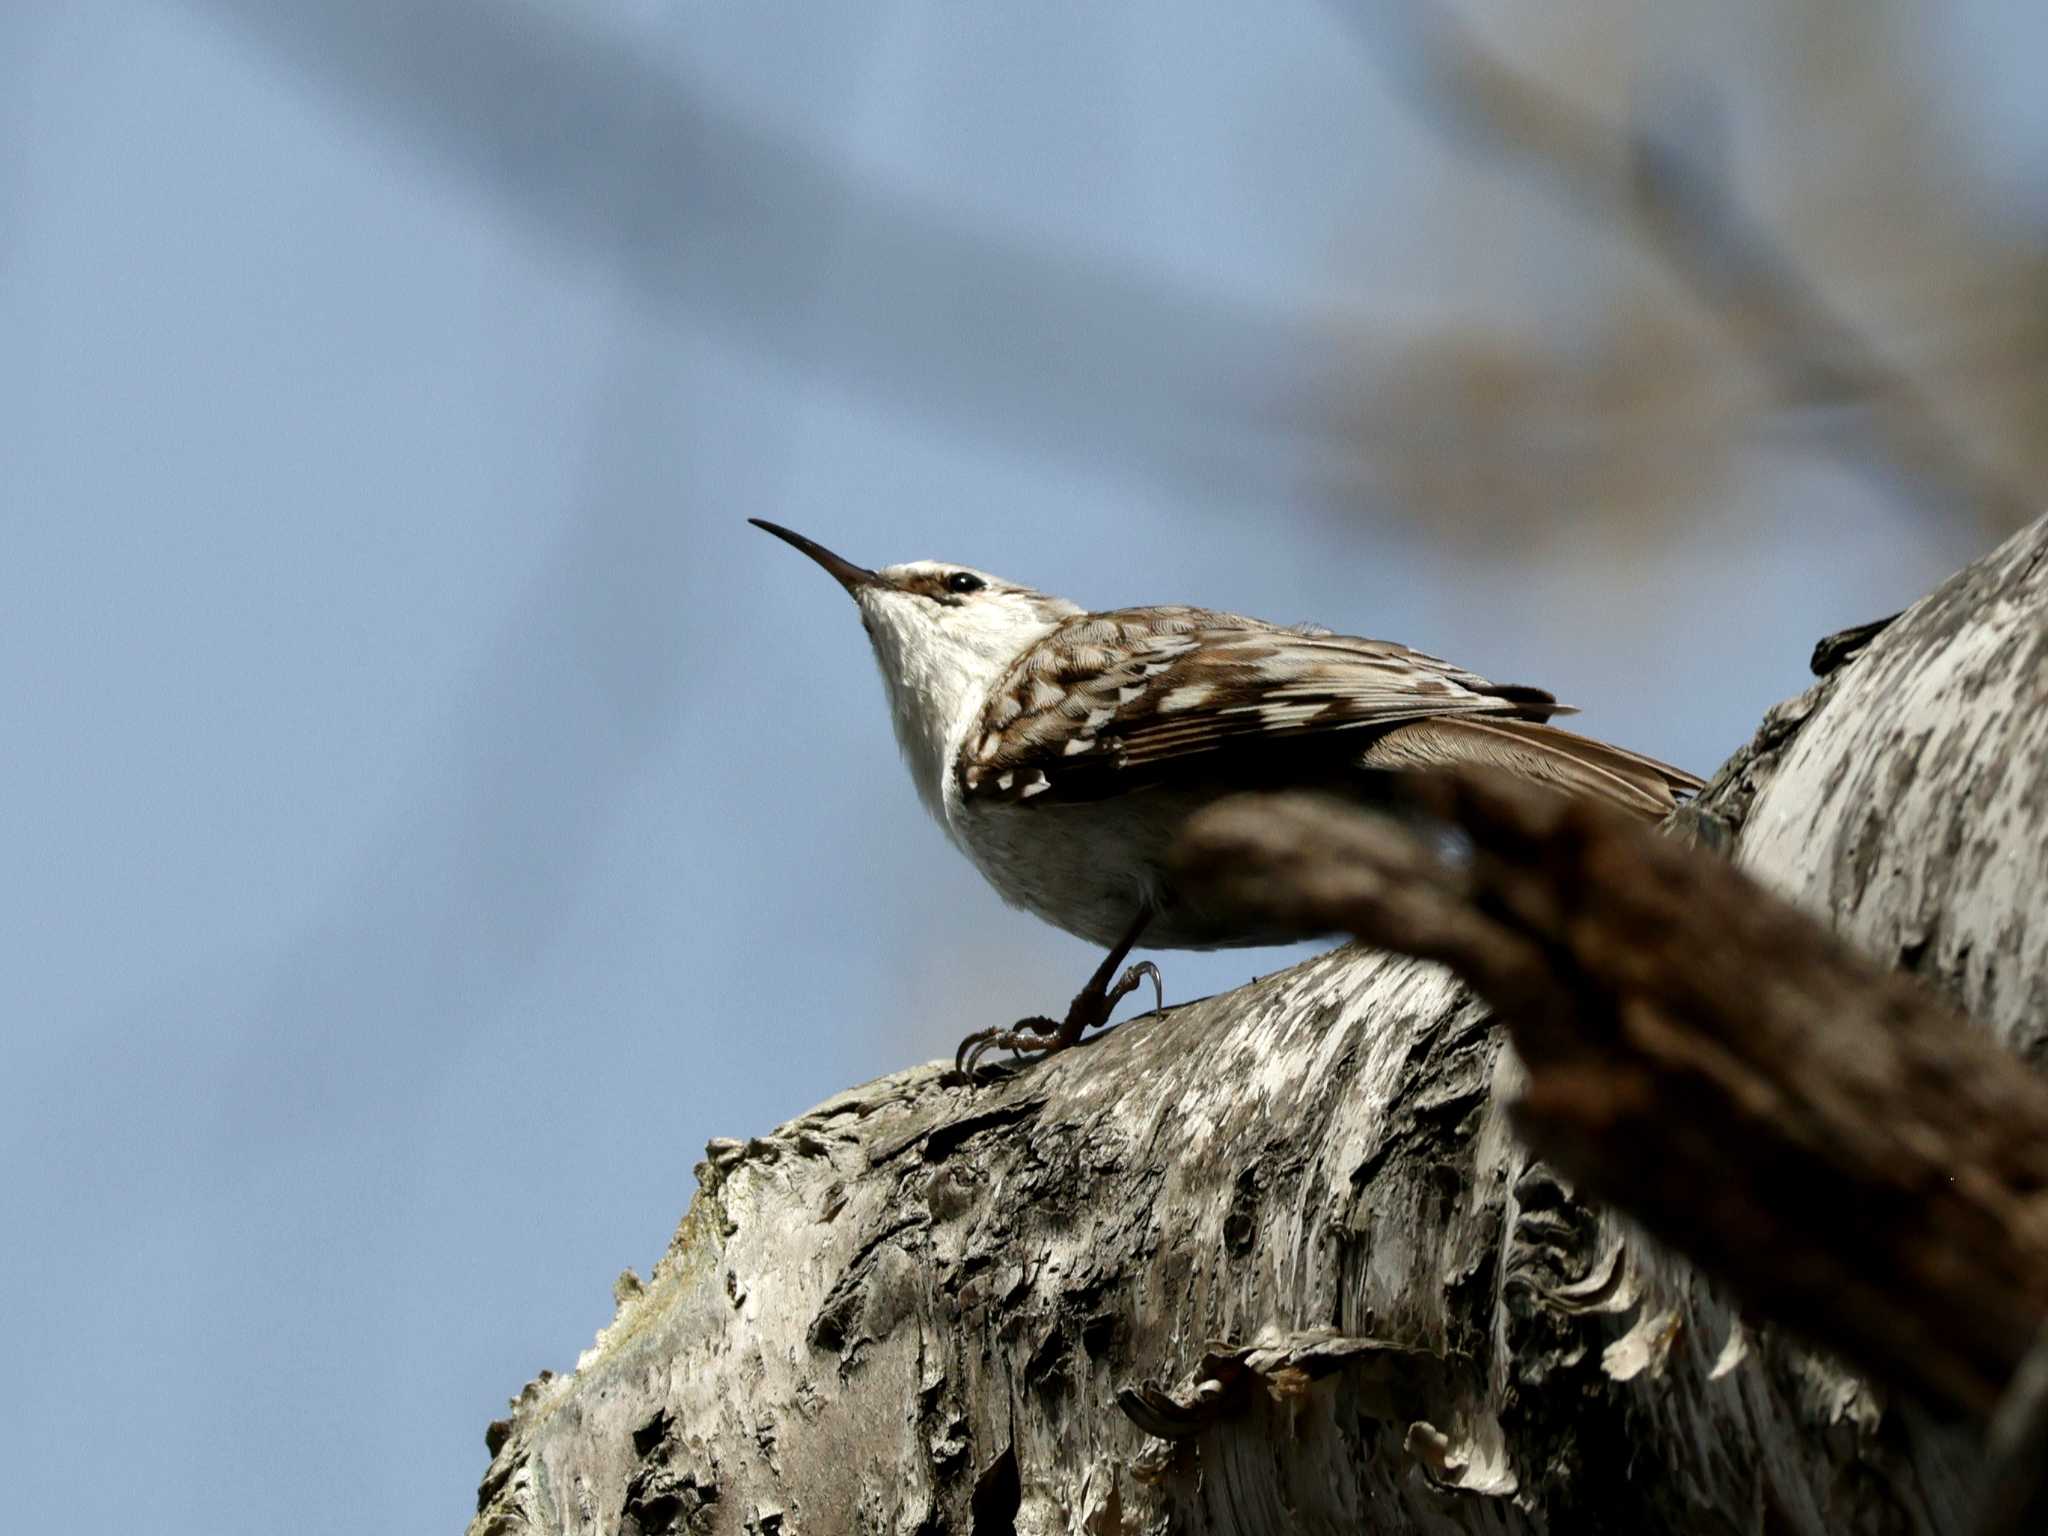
left=470, top=517, right=2048, bottom=1536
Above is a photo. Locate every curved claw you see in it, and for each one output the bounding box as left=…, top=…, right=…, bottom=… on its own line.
left=954, top=1016, right=1057, bottom=1079
left=1112, top=960, right=1165, bottom=1016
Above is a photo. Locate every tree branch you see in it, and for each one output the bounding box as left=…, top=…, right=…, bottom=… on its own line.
left=1173, top=771, right=2048, bottom=1420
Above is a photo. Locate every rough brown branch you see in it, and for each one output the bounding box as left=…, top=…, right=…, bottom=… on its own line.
left=1174, top=774, right=2048, bottom=1420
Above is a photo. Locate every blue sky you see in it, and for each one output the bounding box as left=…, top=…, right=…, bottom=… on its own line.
left=3, top=2, right=2034, bottom=1529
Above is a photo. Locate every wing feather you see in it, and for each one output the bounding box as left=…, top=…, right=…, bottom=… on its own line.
left=1359, top=716, right=1704, bottom=817
left=957, top=607, right=1659, bottom=807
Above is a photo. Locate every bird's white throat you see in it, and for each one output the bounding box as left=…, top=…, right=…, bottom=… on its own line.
left=854, top=572, right=1078, bottom=824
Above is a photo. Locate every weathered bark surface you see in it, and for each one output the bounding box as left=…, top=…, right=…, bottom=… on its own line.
left=1171, top=772, right=2048, bottom=1421
left=471, top=518, right=2048, bottom=1536
left=1739, top=526, right=2048, bottom=1066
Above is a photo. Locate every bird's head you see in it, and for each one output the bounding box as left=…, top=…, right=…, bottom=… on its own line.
left=750, top=521, right=1081, bottom=802
left=751, top=519, right=1078, bottom=679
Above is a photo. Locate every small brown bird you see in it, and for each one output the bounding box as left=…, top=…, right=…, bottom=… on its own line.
left=751, top=520, right=1703, bottom=1074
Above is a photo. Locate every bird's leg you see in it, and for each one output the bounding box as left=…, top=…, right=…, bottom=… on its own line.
left=954, top=911, right=1162, bottom=1078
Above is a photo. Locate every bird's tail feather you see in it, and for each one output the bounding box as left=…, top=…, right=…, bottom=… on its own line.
left=1358, top=715, right=1704, bottom=820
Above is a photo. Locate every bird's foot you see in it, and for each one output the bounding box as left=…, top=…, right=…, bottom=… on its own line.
left=953, top=961, right=1165, bottom=1080
left=952, top=1015, right=1057, bottom=1080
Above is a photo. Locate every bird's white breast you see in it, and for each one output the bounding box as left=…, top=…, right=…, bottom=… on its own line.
left=944, top=787, right=1166, bottom=949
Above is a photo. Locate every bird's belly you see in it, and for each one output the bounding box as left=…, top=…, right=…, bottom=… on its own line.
left=950, top=789, right=1305, bottom=951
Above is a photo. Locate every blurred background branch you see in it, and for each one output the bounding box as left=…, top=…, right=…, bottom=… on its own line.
left=183, top=0, right=1342, bottom=503
left=182, top=0, right=2048, bottom=548
left=1332, top=0, right=2037, bottom=538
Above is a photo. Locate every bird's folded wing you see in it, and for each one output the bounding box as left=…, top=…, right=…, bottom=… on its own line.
left=956, top=607, right=1577, bottom=805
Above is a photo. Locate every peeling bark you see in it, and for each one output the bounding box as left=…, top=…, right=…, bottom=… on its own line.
left=471, top=517, right=2048, bottom=1536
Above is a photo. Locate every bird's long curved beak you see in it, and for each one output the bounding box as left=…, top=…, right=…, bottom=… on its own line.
left=748, top=519, right=879, bottom=597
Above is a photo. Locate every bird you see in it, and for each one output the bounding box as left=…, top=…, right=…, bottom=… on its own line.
left=748, top=520, right=1703, bottom=1076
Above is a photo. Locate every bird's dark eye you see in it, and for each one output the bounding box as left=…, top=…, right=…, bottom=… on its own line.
left=945, top=571, right=985, bottom=595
